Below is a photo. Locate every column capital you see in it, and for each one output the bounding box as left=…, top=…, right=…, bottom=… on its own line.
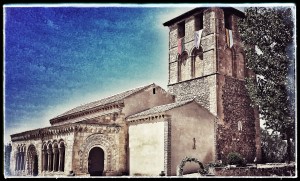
left=47, top=149, right=53, bottom=155
left=58, top=147, right=65, bottom=153
left=53, top=148, right=59, bottom=154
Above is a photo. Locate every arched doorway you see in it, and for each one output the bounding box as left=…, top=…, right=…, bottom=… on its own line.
left=88, top=147, right=104, bottom=176
left=27, top=145, right=38, bottom=176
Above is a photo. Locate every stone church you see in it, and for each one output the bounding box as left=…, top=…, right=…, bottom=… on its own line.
left=7, top=7, right=261, bottom=176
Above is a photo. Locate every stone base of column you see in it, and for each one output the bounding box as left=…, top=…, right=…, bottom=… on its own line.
left=104, top=170, right=120, bottom=176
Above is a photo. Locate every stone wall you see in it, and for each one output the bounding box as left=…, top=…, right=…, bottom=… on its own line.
left=168, top=9, right=217, bottom=85
left=71, top=122, right=126, bottom=176
left=123, top=84, right=174, bottom=117
left=214, top=166, right=295, bottom=176
left=216, top=76, right=256, bottom=163
left=166, top=7, right=261, bottom=164
left=128, top=119, right=165, bottom=176
left=169, top=102, right=216, bottom=176
left=168, top=75, right=217, bottom=116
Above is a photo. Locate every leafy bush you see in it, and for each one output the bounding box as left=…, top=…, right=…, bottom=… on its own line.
left=261, top=128, right=295, bottom=163
left=207, top=162, right=226, bottom=167
left=226, top=152, right=246, bottom=167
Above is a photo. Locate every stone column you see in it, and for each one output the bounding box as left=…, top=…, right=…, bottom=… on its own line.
left=53, top=148, right=58, bottom=171
left=47, top=149, right=53, bottom=171
left=17, top=153, right=21, bottom=171
left=41, top=150, right=45, bottom=172
left=23, top=152, right=26, bottom=171
left=58, top=148, right=64, bottom=171
left=15, top=152, right=19, bottom=171
left=20, top=152, right=24, bottom=171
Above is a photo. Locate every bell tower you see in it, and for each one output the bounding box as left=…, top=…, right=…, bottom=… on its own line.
left=163, top=7, right=261, bottom=163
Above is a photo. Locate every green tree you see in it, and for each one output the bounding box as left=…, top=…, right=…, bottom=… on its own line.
left=238, top=7, right=295, bottom=163
left=260, top=128, right=295, bottom=163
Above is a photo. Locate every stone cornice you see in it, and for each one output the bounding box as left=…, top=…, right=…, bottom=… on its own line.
left=127, top=113, right=171, bottom=124
left=11, top=123, right=122, bottom=142
left=49, top=101, right=124, bottom=125
left=167, top=73, right=218, bottom=87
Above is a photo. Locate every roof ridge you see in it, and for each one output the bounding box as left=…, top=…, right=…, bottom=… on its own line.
left=52, top=83, right=155, bottom=120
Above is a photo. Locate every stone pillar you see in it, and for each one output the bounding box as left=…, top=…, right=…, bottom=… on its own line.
left=58, top=148, right=65, bottom=172
left=15, top=152, right=19, bottom=171
left=17, top=153, right=21, bottom=171
left=53, top=148, right=58, bottom=171
left=23, top=152, right=27, bottom=171
left=41, top=150, right=45, bottom=172
left=20, top=152, right=24, bottom=171
left=47, top=149, right=53, bottom=171
left=19, top=153, right=22, bottom=171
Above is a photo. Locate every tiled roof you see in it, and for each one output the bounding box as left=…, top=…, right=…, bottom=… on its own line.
left=127, top=99, right=194, bottom=119
left=53, top=83, right=154, bottom=119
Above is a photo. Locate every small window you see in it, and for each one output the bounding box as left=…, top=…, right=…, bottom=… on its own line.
left=238, top=121, right=242, bottom=131
left=194, top=13, right=203, bottom=31
left=224, top=12, right=232, bottom=30
left=192, top=138, right=196, bottom=149
left=178, top=21, right=185, bottom=38
left=153, top=88, right=156, bottom=94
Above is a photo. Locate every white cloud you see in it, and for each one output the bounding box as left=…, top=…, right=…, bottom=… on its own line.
left=46, top=19, right=59, bottom=30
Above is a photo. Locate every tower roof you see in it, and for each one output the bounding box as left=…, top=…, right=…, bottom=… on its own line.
left=163, top=7, right=245, bottom=27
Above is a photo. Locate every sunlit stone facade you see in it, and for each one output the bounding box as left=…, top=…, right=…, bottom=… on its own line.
left=7, top=7, right=261, bottom=177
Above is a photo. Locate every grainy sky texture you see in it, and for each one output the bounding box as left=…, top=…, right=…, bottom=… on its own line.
left=4, top=4, right=278, bottom=144
left=4, top=4, right=199, bottom=143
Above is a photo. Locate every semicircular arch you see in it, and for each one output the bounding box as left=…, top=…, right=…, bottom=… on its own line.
left=79, top=134, right=118, bottom=174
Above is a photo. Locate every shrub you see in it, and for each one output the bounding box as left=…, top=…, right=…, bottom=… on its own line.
left=207, top=162, right=226, bottom=167
left=261, top=128, right=295, bottom=163
left=226, top=152, right=246, bottom=167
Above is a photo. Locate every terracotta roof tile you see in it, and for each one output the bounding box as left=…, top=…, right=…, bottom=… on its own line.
left=53, top=83, right=154, bottom=119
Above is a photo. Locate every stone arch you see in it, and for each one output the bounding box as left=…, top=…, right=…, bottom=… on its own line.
left=178, top=51, right=189, bottom=82
left=48, top=143, right=53, bottom=171
left=236, top=51, right=245, bottom=79
left=21, top=145, right=26, bottom=171
left=42, top=143, right=48, bottom=171
left=58, top=141, right=65, bottom=172
left=177, top=157, right=206, bottom=176
left=88, top=146, right=105, bottom=176
left=191, top=47, right=204, bottom=78
left=79, top=134, right=118, bottom=174
left=27, top=144, right=38, bottom=176
left=188, top=46, right=197, bottom=56
left=53, top=142, right=59, bottom=172
left=224, top=47, right=233, bottom=76
left=15, top=145, right=21, bottom=171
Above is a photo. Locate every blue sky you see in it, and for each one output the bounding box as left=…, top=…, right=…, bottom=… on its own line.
left=4, top=4, right=199, bottom=143
left=5, top=4, right=292, bottom=144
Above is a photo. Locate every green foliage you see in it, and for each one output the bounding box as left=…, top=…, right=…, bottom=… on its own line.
left=177, top=156, right=207, bottom=176
left=261, top=128, right=295, bottom=163
left=238, top=7, right=295, bottom=162
left=226, top=152, right=246, bottom=167
left=207, top=162, right=226, bottom=168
